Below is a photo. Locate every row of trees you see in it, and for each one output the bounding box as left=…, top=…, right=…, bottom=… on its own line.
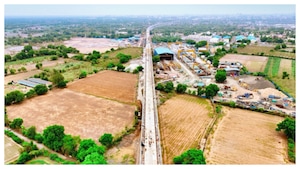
left=155, top=81, right=220, bottom=99
left=5, top=84, right=48, bottom=105
left=5, top=44, right=79, bottom=62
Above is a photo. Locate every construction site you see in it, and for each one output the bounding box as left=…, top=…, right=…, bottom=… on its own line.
left=152, top=42, right=295, bottom=117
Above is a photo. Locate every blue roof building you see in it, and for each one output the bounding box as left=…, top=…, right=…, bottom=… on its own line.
left=223, top=35, right=231, bottom=39
left=212, top=35, right=222, bottom=39
left=153, top=47, right=174, bottom=60
left=247, top=35, right=256, bottom=41
left=235, top=35, right=245, bottom=41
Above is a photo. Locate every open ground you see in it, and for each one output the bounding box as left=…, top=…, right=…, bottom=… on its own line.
left=205, top=107, right=289, bottom=164
left=220, top=54, right=268, bottom=72
left=64, top=37, right=120, bottom=54
left=158, top=94, right=214, bottom=164
left=6, top=89, right=135, bottom=142
left=68, top=70, right=138, bottom=104
left=5, top=135, right=23, bottom=164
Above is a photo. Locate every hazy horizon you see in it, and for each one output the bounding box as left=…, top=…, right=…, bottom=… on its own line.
left=5, top=4, right=295, bottom=17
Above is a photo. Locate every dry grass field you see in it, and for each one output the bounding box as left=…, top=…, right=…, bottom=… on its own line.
left=220, top=54, right=268, bottom=72
left=236, top=45, right=295, bottom=59
left=68, top=70, right=138, bottom=104
left=6, top=89, right=135, bottom=142
left=4, top=135, right=22, bottom=164
left=205, top=107, right=289, bottom=164
left=158, top=95, right=214, bottom=164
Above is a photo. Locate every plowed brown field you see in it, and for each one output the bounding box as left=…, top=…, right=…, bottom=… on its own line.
left=6, top=89, right=135, bottom=142
left=205, top=107, right=289, bottom=164
left=158, top=95, right=214, bottom=164
left=67, top=70, right=138, bottom=104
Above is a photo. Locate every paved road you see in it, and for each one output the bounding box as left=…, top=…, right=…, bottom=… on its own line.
left=139, top=25, right=162, bottom=164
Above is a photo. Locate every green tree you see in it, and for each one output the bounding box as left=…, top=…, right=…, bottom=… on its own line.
left=197, top=86, right=205, bottom=96
left=281, top=43, right=287, bottom=48
left=106, top=62, right=115, bottom=69
left=212, top=59, right=219, bottom=68
left=10, top=118, right=23, bottom=129
left=155, top=83, right=165, bottom=91
left=82, top=152, right=107, bottom=164
left=195, top=40, right=207, bottom=48
left=136, top=65, right=144, bottom=71
left=5, top=90, right=25, bottom=105
left=10, top=68, right=16, bottom=74
left=164, top=81, right=174, bottom=93
left=99, top=133, right=114, bottom=148
left=176, top=84, right=187, bottom=94
left=34, top=84, right=48, bottom=95
left=36, top=63, right=43, bottom=69
left=43, top=125, right=65, bottom=152
left=276, top=118, right=295, bottom=140
left=23, top=45, right=33, bottom=52
left=215, top=69, right=227, bottom=83
left=16, top=152, right=32, bottom=164
left=79, top=70, right=87, bottom=79
left=116, top=63, right=125, bottom=71
left=5, top=54, right=12, bottom=62
left=185, top=39, right=196, bottom=45
left=152, top=55, right=160, bottom=63
left=34, top=133, right=44, bottom=143
left=205, top=84, right=219, bottom=99
left=282, top=71, right=289, bottom=79
left=173, top=149, right=206, bottom=164
left=62, top=135, right=80, bottom=157
left=26, top=126, right=37, bottom=139
left=50, top=69, right=66, bottom=88
left=25, top=89, right=36, bottom=99
left=77, top=139, right=106, bottom=162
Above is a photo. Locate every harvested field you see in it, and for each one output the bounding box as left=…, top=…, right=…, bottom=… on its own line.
left=158, top=95, right=214, bottom=164
left=278, top=59, right=292, bottom=77
left=205, top=107, right=289, bottom=164
left=6, top=89, right=136, bottom=142
left=64, top=37, right=119, bottom=54
left=4, top=135, right=22, bottom=164
left=68, top=70, right=138, bottom=104
left=220, top=54, right=268, bottom=72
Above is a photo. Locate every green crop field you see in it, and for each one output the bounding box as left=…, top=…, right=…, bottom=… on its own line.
left=263, top=57, right=295, bottom=98
left=292, top=60, right=295, bottom=77
left=271, top=57, right=281, bottom=77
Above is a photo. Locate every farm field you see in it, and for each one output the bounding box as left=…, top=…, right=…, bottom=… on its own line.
left=4, top=135, right=22, bottom=164
left=158, top=94, right=214, bottom=164
left=236, top=45, right=295, bottom=59
left=263, top=57, right=295, bottom=98
left=205, top=107, right=288, bottom=164
left=220, top=54, right=268, bottom=72
left=6, top=89, right=136, bottom=142
left=68, top=70, right=138, bottom=104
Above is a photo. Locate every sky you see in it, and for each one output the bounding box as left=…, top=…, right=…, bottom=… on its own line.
left=4, top=4, right=296, bottom=17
